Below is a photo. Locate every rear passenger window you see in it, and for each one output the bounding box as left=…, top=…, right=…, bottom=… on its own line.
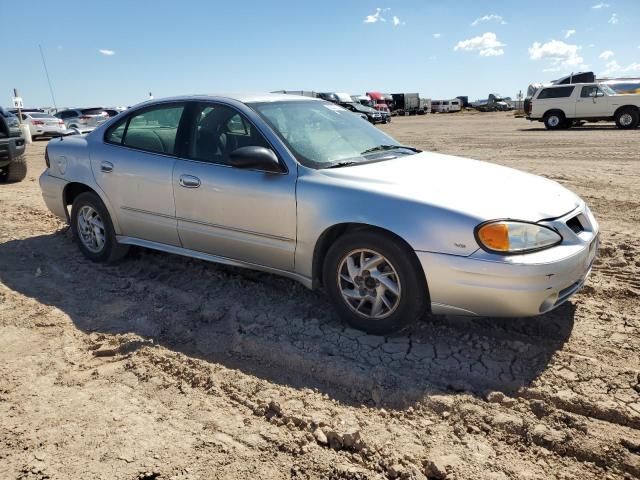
left=105, top=104, right=185, bottom=155
left=537, top=86, right=575, bottom=99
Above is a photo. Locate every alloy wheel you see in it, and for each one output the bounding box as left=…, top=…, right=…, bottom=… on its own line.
left=77, top=205, right=106, bottom=253
left=337, top=249, right=402, bottom=319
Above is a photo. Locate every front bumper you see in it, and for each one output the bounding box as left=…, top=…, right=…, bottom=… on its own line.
left=30, top=126, right=66, bottom=137
left=417, top=205, right=599, bottom=317
left=39, top=171, right=69, bottom=221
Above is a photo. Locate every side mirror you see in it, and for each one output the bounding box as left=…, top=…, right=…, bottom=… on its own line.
left=228, top=146, right=283, bottom=173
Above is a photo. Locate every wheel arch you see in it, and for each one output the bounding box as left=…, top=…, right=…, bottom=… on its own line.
left=62, top=182, right=121, bottom=233
left=543, top=109, right=566, bottom=119
left=614, top=104, right=640, bottom=117
left=311, top=222, right=430, bottom=307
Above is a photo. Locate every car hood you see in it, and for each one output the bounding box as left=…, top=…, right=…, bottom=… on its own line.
left=317, top=152, right=581, bottom=222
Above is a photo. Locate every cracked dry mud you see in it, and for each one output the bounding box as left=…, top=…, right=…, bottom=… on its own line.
left=0, top=112, right=638, bottom=479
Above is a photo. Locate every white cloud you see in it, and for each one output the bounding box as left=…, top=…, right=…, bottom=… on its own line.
left=454, top=32, right=505, bottom=57
left=565, top=29, right=576, bottom=39
left=433, top=33, right=441, bottom=38
left=592, top=2, right=610, bottom=8
left=392, top=15, right=405, bottom=26
left=608, top=13, right=619, bottom=24
left=364, top=8, right=388, bottom=24
left=588, top=44, right=596, bottom=48
left=528, top=40, right=587, bottom=70
left=99, top=49, right=115, bottom=56
left=470, top=14, right=506, bottom=26
left=602, top=60, right=640, bottom=75
left=599, top=50, right=615, bottom=60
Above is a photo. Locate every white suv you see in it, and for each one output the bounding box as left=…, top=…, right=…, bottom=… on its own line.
left=526, top=83, right=640, bottom=130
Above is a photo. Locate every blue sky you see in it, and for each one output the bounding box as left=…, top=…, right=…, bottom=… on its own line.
left=3, top=0, right=639, bottom=108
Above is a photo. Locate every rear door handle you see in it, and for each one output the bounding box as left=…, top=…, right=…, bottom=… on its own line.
left=100, top=161, right=113, bottom=173
left=179, top=174, right=201, bottom=188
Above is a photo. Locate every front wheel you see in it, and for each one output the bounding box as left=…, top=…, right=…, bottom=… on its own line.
left=323, top=231, right=428, bottom=334
left=71, top=192, right=129, bottom=262
left=615, top=108, right=639, bottom=129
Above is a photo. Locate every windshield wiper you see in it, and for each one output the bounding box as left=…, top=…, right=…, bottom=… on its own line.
left=360, top=144, right=421, bottom=155
left=324, top=161, right=359, bottom=169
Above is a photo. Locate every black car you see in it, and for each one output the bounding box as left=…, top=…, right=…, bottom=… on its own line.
left=339, top=102, right=385, bottom=124
left=0, top=107, right=27, bottom=183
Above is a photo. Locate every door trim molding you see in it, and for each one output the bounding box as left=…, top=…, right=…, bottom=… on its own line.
left=116, top=235, right=312, bottom=289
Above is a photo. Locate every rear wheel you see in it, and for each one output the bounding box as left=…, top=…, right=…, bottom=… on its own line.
left=615, top=108, right=639, bottom=129
left=71, top=192, right=129, bottom=263
left=544, top=111, right=565, bottom=130
left=323, top=231, right=428, bottom=334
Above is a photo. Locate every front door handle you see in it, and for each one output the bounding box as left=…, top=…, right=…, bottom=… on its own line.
left=101, top=161, right=113, bottom=173
left=179, top=174, right=201, bottom=188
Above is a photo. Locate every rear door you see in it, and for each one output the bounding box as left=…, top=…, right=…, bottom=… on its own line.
left=172, top=101, right=297, bottom=271
left=575, top=85, right=608, bottom=118
left=90, top=102, right=188, bottom=246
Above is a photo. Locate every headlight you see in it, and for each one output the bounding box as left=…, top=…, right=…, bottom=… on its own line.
left=475, top=220, right=562, bottom=254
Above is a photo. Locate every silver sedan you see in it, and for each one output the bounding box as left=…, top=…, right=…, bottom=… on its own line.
left=39, top=94, right=599, bottom=334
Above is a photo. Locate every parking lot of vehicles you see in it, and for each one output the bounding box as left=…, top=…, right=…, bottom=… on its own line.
left=526, top=82, right=640, bottom=129
left=0, top=106, right=27, bottom=182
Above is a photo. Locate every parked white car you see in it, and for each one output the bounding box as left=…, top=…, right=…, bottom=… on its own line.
left=526, top=83, right=640, bottom=129
left=20, top=112, right=67, bottom=140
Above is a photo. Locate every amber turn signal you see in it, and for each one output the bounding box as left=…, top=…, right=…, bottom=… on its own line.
left=477, top=223, right=510, bottom=251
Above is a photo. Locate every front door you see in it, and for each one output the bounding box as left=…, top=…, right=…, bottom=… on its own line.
left=575, top=86, right=608, bottom=118
left=90, top=102, right=187, bottom=246
left=172, top=102, right=297, bottom=271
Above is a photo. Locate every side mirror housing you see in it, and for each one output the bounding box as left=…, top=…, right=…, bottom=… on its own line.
left=228, top=146, right=283, bottom=173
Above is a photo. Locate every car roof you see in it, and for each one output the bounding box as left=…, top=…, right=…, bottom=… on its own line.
left=144, top=93, right=322, bottom=104
left=543, top=83, right=596, bottom=88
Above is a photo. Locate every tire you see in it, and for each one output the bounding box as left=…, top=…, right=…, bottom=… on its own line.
left=3, top=155, right=27, bottom=183
left=544, top=111, right=565, bottom=130
left=614, top=108, right=639, bottom=129
left=323, top=230, right=428, bottom=334
left=70, top=192, right=129, bottom=263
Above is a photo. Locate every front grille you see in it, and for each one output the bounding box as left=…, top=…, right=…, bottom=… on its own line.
left=566, top=215, right=584, bottom=234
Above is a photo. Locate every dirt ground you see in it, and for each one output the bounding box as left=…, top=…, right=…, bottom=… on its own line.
left=0, top=112, right=638, bottom=480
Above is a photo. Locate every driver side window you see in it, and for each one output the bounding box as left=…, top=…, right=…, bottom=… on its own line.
left=581, top=86, right=603, bottom=98
left=187, top=103, right=269, bottom=165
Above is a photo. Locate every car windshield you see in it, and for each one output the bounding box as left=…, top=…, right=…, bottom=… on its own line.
left=250, top=100, right=415, bottom=168
left=600, top=84, right=616, bottom=96
left=29, top=113, right=54, bottom=119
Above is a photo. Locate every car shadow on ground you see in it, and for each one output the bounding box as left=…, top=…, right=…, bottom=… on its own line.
left=0, top=231, right=576, bottom=408
left=518, top=125, right=626, bottom=132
